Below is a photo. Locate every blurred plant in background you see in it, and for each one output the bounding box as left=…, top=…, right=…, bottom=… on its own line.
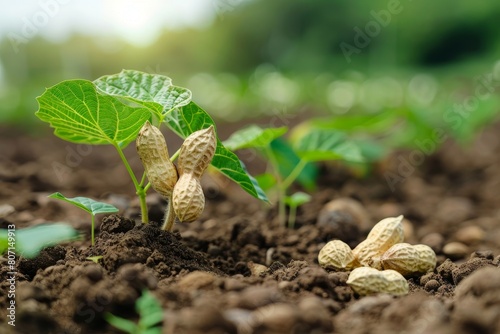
left=1, top=0, right=499, bottom=146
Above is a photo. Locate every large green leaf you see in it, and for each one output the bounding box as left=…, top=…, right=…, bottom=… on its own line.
left=0, top=223, right=79, bottom=258
left=94, top=69, right=192, bottom=120
left=166, top=102, right=269, bottom=202
left=223, top=125, right=288, bottom=151
left=36, top=80, right=151, bottom=147
left=49, top=192, right=119, bottom=216
left=137, top=290, right=164, bottom=330
left=294, top=129, right=365, bottom=162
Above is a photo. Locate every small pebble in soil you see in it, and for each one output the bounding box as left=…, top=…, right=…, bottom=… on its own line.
left=443, top=242, right=469, bottom=259
left=454, top=225, right=485, bottom=245
left=420, top=233, right=444, bottom=253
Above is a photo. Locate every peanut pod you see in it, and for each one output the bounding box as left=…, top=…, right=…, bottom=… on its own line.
left=352, top=215, right=404, bottom=269
left=136, top=121, right=178, bottom=198
left=346, top=267, right=409, bottom=296
left=318, top=240, right=359, bottom=271
left=381, top=243, right=436, bottom=276
left=173, top=126, right=217, bottom=222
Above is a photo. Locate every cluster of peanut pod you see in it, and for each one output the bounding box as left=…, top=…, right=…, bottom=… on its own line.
left=136, top=121, right=216, bottom=231
left=318, top=215, right=437, bottom=296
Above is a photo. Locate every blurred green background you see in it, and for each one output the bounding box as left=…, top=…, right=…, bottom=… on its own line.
left=1, top=0, right=500, bottom=139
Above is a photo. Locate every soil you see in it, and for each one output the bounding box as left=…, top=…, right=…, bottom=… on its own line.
left=1, top=123, right=500, bottom=334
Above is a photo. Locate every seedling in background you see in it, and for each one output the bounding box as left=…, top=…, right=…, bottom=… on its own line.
left=105, top=290, right=163, bottom=334
left=0, top=223, right=79, bottom=258
left=284, top=192, right=311, bottom=228
left=224, top=125, right=366, bottom=227
left=36, top=70, right=267, bottom=225
left=48, top=192, right=119, bottom=246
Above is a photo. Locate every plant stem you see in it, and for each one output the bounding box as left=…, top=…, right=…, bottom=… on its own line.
left=91, top=214, right=95, bottom=246
left=288, top=205, right=297, bottom=229
left=281, top=159, right=307, bottom=190
left=170, top=148, right=180, bottom=162
left=113, top=144, right=149, bottom=223
left=162, top=197, right=176, bottom=231
left=265, top=146, right=287, bottom=226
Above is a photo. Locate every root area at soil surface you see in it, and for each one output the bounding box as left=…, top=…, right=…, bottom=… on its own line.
left=1, top=124, right=500, bottom=334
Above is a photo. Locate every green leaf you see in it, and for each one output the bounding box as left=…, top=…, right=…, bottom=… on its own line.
left=269, top=138, right=318, bottom=191
left=94, top=70, right=192, bottom=120
left=136, top=290, right=163, bottom=329
left=223, top=125, right=287, bottom=151
left=254, top=173, right=277, bottom=192
left=284, top=192, right=311, bottom=207
left=0, top=223, right=80, bottom=258
left=166, top=102, right=268, bottom=202
left=86, top=256, right=103, bottom=263
left=49, top=192, right=119, bottom=216
left=35, top=80, right=151, bottom=147
left=105, top=313, right=138, bottom=333
left=294, top=129, right=365, bottom=163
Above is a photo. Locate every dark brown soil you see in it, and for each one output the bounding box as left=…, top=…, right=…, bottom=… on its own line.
left=1, top=123, right=500, bottom=334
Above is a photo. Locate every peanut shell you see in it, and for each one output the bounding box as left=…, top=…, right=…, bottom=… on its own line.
left=382, top=243, right=436, bottom=276
left=318, top=240, right=359, bottom=271
left=346, top=267, right=409, bottom=296
left=172, top=173, right=205, bottom=222
left=352, top=215, right=404, bottom=268
left=136, top=121, right=178, bottom=197
left=177, top=126, right=217, bottom=178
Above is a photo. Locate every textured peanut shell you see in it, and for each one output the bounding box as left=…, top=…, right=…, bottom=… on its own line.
left=346, top=267, right=409, bottom=296
left=352, top=215, right=404, bottom=268
left=318, top=240, right=359, bottom=271
left=381, top=243, right=436, bottom=276
left=136, top=121, right=178, bottom=197
left=172, top=174, right=205, bottom=222
left=178, top=126, right=217, bottom=178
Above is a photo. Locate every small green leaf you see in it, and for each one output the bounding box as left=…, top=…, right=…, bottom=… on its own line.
left=294, top=129, right=365, bottom=163
left=94, top=70, right=192, bottom=120
left=284, top=192, right=311, bottom=207
left=166, top=102, right=269, bottom=202
left=105, top=313, right=138, bottom=333
left=36, top=80, right=151, bottom=147
left=223, top=125, right=287, bottom=151
left=86, top=256, right=103, bottom=263
left=49, top=192, right=119, bottom=216
left=0, top=223, right=80, bottom=258
left=137, top=290, right=163, bottom=330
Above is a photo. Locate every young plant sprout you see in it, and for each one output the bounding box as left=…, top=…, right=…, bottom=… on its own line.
left=36, top=70, right=268, bottom=225
left=224, top=125, right=366, bottom=227
left=48, top=192, right=119, bottom=246
left=105, top=290, right=163, bottom=334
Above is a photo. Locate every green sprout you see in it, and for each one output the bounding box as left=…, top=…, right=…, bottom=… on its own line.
left=48, top=192, right=118, bottom=246
left=105, top=290, right=163, bottom=334
left=224, top=125, right=366, bottom=227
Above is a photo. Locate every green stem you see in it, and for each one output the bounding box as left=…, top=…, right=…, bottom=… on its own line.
left=265, top=146, right=287, bottom=226
left=113, top=143, right=149, bottom=223
left=162, top=197, right=176, bottom=231
left=288, top=205, right=297, bottom=229
left=91, top=214, right=95, bottom=246
left=170, top=148, right=180, bottom=162
left=281, top=159, right=307, bottom=190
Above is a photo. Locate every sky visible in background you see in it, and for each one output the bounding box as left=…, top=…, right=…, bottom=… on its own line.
left=0, top=0, right=219, bottom=46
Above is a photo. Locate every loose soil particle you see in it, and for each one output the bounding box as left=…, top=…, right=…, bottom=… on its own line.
left=1, top=124, right=500, bottom=333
